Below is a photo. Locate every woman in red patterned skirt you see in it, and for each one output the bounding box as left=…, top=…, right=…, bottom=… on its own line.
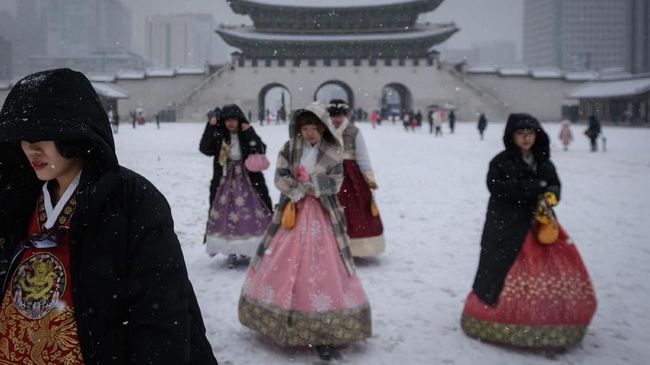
left=461, top=113, right=597, bottom=348
left=328, top=99, right=385, bottom=258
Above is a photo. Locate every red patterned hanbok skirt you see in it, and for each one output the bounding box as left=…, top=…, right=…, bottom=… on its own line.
left=338, top=160, right=384, bottom=257
left=461, top=225, right=597, bottom=348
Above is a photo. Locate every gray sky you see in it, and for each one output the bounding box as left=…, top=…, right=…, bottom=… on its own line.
left=1, top=0, right=524, bottom=61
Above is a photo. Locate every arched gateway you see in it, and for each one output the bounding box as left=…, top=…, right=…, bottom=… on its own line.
left=176, top=1, right=507, bottom=121
left=213, top=0, right=458, bottom=118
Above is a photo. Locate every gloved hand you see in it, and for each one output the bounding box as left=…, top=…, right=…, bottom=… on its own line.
left=542, top=192, right=558, bottom=207
left=363, top=171, right=378, bottom=189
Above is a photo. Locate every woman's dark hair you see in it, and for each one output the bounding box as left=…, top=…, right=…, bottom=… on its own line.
left=55, top=140, right=93, bottom=159
left=54, top=140, right=104, bottom=177
left=296, top=112, right=325, bottom=133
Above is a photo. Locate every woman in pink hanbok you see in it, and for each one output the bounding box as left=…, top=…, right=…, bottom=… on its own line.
left=239, top=102, right=371, bottom=361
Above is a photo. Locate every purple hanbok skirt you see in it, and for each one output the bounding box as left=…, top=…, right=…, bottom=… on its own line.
left=206, top=160, right=272, bottom=256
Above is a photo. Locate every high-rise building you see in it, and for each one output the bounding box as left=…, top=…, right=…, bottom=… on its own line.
left=46, top=0, right=131, bottom=56
left=0, top=1, right=47, bottom=77
left=145, top=14, right=216, bottom=68
left=524, top=0, right=640, bottom=72
left=0, top=35, right=12, bottom=80
left=630, top=0, right=650, bottom=74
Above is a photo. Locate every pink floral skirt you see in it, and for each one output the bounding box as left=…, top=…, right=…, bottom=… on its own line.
left=239, top=196, right=371, bottom=346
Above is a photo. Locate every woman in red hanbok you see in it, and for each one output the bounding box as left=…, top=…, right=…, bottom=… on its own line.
left=461, top=113, right=597, bottom=348
left=328, top=99, right=385, bottom=258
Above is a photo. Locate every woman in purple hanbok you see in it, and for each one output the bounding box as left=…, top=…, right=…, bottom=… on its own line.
left=203, top=104, right=273, bottom=267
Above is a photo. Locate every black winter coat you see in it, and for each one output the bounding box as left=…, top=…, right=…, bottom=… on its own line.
left=199, top=120, right=273, bottom=211
left=0, top=68, right=218, bottom=364
left=471, top=114, right=561, bottom=306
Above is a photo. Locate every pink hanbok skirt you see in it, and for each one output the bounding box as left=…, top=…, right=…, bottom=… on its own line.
left=239, top=196, right=371, bottom=346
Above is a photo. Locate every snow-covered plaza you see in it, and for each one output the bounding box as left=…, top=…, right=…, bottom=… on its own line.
left=115, top=120, right=649, bottom=365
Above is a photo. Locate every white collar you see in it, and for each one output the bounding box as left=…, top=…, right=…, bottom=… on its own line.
left=42, top=171, right=82, bottom=229
left=303, top=140, right=321, bottom=151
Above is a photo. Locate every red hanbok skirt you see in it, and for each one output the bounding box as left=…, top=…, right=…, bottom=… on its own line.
left=338, top=160, right=385, bottom=257
left=461, top=225, right=597, bottom=348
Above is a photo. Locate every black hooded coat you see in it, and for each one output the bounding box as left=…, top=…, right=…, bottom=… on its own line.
left=471, top=114, right=561, bottom=306
left=0, top=69, right=218, bottom=364
left=199, top=104, right=272, bottom=211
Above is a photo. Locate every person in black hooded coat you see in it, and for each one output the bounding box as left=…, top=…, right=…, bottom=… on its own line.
left=460, top=113, right=596, bottom=349
left=471, top=113, right=561, bottom=306
left=199, top=104, right=272, bottom=211
left=0, top=68, right=218, bottom=364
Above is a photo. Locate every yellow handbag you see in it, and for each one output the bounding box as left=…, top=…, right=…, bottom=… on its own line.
left=537, top=217, right=559, bottom=245
left=281, top=201, right=296, bottom=229
left=534, top=196, right=559, bottom=245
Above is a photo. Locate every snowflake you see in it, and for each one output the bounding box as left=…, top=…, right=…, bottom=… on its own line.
left=228, top=212, right=240, bottom=223
left=218, top=195, right=227, bottom=206
left=309, top=292, right=333, bottom=312
left=255, top=209, right=267, bottom=219
left=260, top=285, right=275, bottom=304
left=234, top=196, right=245, bottom=207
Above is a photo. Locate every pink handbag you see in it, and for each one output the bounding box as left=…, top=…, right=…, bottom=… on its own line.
left=244, top=154, right=270, bottom=172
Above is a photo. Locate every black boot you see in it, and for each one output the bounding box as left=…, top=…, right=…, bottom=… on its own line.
left=227, top=254, right=237, bottom=269
left=316, top=345, right=334, bottom=361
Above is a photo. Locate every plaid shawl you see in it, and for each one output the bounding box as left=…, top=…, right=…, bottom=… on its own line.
left=251, top=102, right=355, bottom=276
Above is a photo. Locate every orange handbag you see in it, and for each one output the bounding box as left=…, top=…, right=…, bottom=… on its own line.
left=281, top=201, right=296, bottom=229
left=537, top=216, right=559, bottom=245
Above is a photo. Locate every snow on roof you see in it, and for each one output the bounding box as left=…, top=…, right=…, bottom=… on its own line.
left=465, top=65, right=498, bottom=74
left=87, top=74, right=116, bottom=83
left=244, top=0, right=421, bottom=8
left=146, top=69, right=175, bottom=77
left=175, top=67, right=206, bottom=75
left=567, top=77, right=650, bottom=99
left=116, top=70, right=146, bottom=80
left=530, top=68, right=563, bottom=79
left=91, top=82, right=129, bottom=99
left=563, top=71, right=599, bottom=81
left=498, top=66, right=529, bottom=76
left=218, top=24, right=455, bottom=42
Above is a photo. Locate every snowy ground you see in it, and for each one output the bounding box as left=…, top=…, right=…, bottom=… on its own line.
left=114, top=120, right=650, bottom=365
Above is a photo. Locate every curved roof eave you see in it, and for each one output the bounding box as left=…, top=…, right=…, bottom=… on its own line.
left=216, top=25, right=458, bottom=44
left=229, top=0, right=443, bottom=15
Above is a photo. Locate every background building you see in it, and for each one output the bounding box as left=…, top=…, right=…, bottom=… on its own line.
left=145, top=14, right=217, bottom=68
left=47, top=0, right=131, bottom=56
left=0, top=35, right=11, bottom=80
left=630, top=0, right=650, bottom=74
left=524, top=0, right=648, bottom=73
left=0, top=0, right=47, bottom=77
